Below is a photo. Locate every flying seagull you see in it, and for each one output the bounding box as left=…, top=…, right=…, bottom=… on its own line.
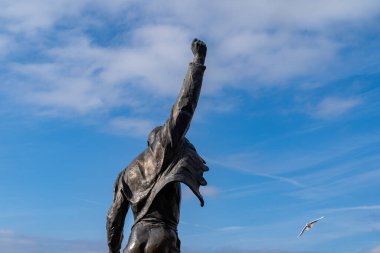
left=298, top=216, right=324, bottom=237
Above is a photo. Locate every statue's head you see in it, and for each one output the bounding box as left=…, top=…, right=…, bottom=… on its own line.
left=147, top=126, right=162, bottom=148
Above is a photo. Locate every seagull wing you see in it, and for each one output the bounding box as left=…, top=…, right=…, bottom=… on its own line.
left=298, top=225, right=307, bottom=237
left=309, top=216, right=324, bottom=225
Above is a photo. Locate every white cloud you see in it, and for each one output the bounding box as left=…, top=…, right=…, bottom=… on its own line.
left=1, top=0, right=379, bottom=118
left=0, top=229, right=15, bottom=236
left=0, top=0, right=86, bottom=33
left=141, top=0, right=380, bottom=88
left=4, top=27, right=192, bottom=115
left=212, top=31, right=339, bottom=86
left=100, top=24, right=192, bottom=95
left=146, top=0, right=380, bottom=32
left=313, top=97, right=362, bottom=119
left=0, top=230, right=106, bottom=253
left=0, top=34, right=12, bottom=56
left=0, top=0, right=136, bottom=33
left=200, top=186, right=220, bottom=197
left=6, top=37, right=131, bottom=115
left=108, top=116, right=155, bottom=138
left=182, top=185, right=220, bottom=201
left=369, top=246, right=380, bottom=253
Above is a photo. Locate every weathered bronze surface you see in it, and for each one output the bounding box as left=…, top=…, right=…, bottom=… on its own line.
left=107, top=39, right=208, bottom=253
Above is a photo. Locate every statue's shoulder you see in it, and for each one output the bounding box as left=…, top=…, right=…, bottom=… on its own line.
left=120, top=148, right=162, bottom=204
left=122, top=149, right=152, bottom=183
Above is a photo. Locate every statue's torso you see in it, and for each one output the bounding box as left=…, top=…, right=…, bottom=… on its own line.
left=141, top=182, right=181, bottom=229
left=124, top=145, right=181, bottom=227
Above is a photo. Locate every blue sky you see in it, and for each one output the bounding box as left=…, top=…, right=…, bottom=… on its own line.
left=0, top=0, right=380, bottom=252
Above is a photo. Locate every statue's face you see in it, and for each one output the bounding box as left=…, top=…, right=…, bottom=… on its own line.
left=147, top=126, right=162, bottom=148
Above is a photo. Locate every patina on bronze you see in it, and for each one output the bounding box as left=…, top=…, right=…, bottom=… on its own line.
left=107, top=39, right=208, bottom=253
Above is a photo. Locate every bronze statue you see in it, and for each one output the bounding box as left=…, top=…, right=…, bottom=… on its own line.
left=107, top=39, right=209, bottom=253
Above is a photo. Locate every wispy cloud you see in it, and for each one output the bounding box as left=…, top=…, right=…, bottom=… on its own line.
left=322, top=204, right=380, bottom=213
left=73, top=198, right=109, bottom=207
left=217, top=226, right=245, bottom=233
left=0, top=230, right=106, bottom=253
left=368, top=246, right=380, bottom=253
left=288, top=139, right=380, bottom=200
left=205, top=130, right=380, bottom=203
left=211, top=249, right=317, bottom=253
left=207, top=156, right=304, bottom=188
left=312, top=97, right=362, bottom=119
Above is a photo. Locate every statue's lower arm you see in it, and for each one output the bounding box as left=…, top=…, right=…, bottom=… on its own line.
left=162, top=39, right=207, bottom=149
left=106, top=173, right=129, bottom=253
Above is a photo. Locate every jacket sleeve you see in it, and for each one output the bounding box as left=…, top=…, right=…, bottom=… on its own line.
left=106, top=172, right=129, bottom=253
left=160, top=62, right=206, bottom=150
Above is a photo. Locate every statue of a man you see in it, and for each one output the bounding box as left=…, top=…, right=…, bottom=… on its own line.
left=107, top=39, right=209, bottom=253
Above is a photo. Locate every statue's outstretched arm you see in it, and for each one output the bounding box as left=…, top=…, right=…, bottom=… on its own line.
left=161, top=39, right=207, bottom=149
left=106, top=173, right=129, bottom=253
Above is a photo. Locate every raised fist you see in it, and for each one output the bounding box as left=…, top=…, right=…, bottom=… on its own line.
left=191, top=38, right=207, bottom=60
